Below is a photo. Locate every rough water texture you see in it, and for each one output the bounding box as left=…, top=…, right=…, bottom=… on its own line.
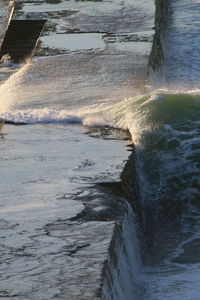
left=1, top=0, right=199, bottom=299
left=130, top=1, right=200, bottom=299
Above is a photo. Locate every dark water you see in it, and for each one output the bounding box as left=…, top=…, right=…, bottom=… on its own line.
left=133, top=1, right=200, bottom=298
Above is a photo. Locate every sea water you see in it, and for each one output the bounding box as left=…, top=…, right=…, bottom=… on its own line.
left=0, top=0, right=200, bottom=299
left=0, top=0, right=147, bottom=297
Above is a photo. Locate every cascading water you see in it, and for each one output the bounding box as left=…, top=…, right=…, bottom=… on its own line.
left=130, top=0, right=200, bottom=298
left=102, top=0, right=200, bottom=297
left=0, top=0, right=200, bottom=299
left=164, top=0, right=200, bottom=89
left=102, top=202, right=142, bottom=300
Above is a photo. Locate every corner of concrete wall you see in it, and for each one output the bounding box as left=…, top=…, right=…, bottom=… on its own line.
left=100, top=148, right=144, bottom=300
left=0, top=1, right=14, bottom=49
left=149, top=0, right=170, bottom=72
left=99, top=1, right=167, bottom=297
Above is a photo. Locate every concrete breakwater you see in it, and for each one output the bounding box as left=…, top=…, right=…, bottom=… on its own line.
left=102, top=0, right=170, bottom=298
left=0, top=1, right=14, bottom=48
left=149, top=0, right=170, bottom=71
left=0, top=0, right=168, bottom=299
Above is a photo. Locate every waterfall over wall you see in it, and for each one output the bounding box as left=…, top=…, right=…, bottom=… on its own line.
left=102, top=202, right=141, bottom=300
left=101, top=1, right=171, bottom=298
left=149, top=0, right=170, bottom=72
left=0, top=0, right=178, bottom=299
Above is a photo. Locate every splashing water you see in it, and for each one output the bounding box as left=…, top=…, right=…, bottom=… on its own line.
left=0, top=1, right=200, bottom=298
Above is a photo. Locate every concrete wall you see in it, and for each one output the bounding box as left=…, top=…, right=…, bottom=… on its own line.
left=101, top=1, right=171, bottom=298
left=149, top=0, right=170, bottom=71
left=0, top=1, right=14, bottom=50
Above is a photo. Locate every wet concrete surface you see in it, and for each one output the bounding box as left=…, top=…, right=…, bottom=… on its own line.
left=0, top=124, right=129, bottom=300
left=0, top=0, right=155, bottom=298
left=14, top=0, right=155, bottom=92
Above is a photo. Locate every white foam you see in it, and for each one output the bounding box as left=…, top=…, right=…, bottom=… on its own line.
left=102, top=202, right=142, bottom=300
left=0, top=109, right=82, bottom=124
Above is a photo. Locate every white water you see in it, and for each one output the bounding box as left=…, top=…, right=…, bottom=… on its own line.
left=164, top=0, right=200, bottom=89
left=0, top=39, right=200, bottom=300
left=0, top=0, right=200, bottom=299
left=0, top=0, right=154, bottom=296
left=0, top=43, right=146, bottom=300
left=0, top=56, right=144, bottom=135
left=102, top=203, right=142, bottom=300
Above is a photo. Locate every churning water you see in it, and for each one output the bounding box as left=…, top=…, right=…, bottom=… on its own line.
left=0, top=0, right=200, bottom=299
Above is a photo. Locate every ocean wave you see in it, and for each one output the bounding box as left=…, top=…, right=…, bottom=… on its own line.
left=0, top=63, right=199, bottom=223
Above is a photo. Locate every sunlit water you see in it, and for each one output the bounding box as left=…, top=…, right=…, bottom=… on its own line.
left=0, top=0, right=200, bottom=299
left=140, top=1, right=200, bottom=299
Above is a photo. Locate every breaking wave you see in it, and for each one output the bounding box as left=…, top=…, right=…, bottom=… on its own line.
left=0, top=64, right=199, bottom=228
